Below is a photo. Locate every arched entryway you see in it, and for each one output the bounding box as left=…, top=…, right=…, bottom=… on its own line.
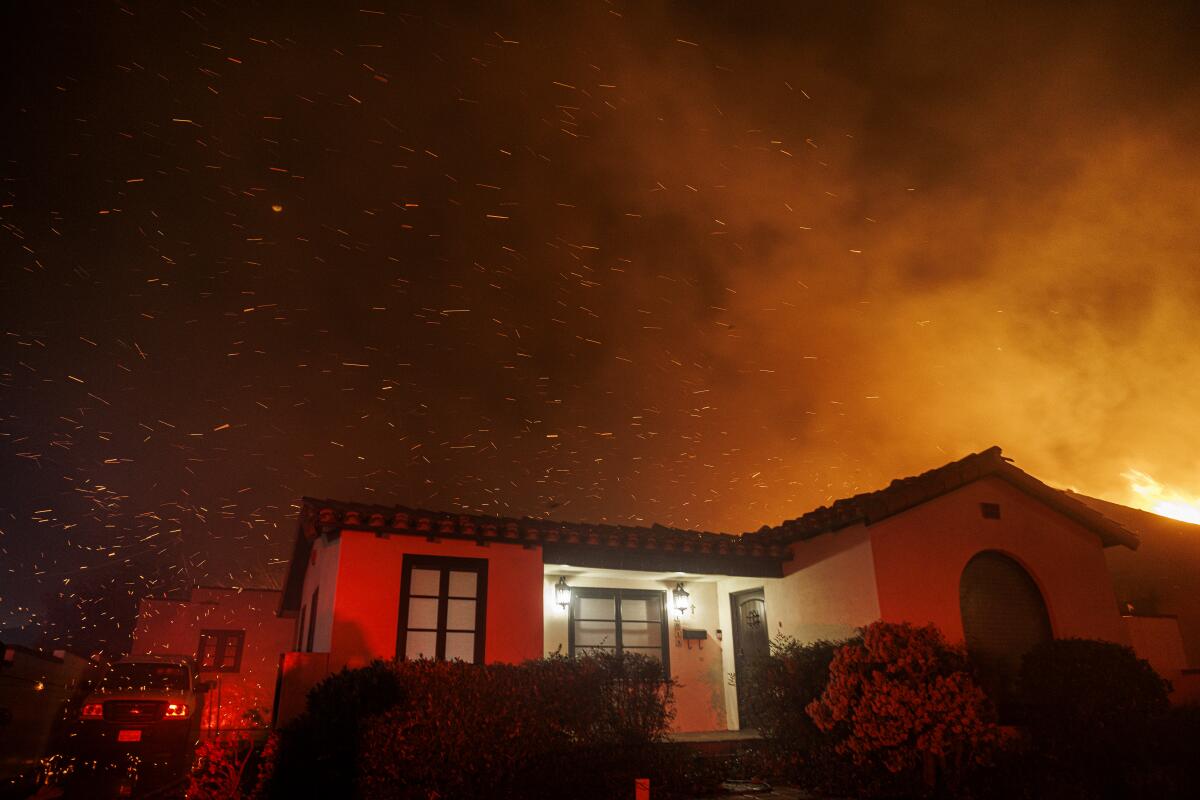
left=959, top=551, right=1052, bottom=708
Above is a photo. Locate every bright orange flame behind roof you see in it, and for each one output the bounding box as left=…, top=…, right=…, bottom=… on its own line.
left=1123, top=469, right=1200, bottom=525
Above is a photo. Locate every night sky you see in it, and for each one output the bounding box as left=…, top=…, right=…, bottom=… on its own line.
left=3, top=1, right=1199, bottom=651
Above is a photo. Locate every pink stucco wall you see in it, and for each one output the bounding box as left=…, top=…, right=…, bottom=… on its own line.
left=133, top=588, right=295, bottom=729
left=868, top=476, right=1129, bottom=645
left=327, top=531, right=545, bottom=671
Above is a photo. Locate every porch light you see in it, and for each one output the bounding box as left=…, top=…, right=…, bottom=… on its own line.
left=554, top=576, right=572, bottom=608
left=672, top=582, right=691, bottom=614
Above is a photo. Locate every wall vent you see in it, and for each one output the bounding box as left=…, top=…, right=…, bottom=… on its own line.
left=980, top=502, right=1001, bottom=519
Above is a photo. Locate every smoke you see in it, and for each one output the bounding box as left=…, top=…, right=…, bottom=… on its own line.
left=2, top=0, right=1198, bottom=602
left=510, top=0, right=1200, bottom=526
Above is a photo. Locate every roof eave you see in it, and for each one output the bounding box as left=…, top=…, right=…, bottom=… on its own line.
left=994, top=464, right=1140, bottom=550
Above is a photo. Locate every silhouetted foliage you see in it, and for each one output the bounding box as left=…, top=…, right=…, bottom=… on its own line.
left=738, top=635, right=864, bottom=793
left=267, top=653, right=680, bottom=799
left=1018, top=637, right=1170, bottom=753
left=359, top=652, right=678, bottom=799
left=265, top=660, right=407, bottom=799
left=1013, top=638, right=1173, bottom=799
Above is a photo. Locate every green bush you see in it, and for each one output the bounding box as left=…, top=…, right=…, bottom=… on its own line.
left=358, top=652, right=679, bottom=800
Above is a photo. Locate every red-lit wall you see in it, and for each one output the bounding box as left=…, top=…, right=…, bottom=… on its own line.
left=133, top=588, right=295, bottom=730
left=868, top=476, right=1130, bottom=645
left=327, top=530, right=544, bottom=671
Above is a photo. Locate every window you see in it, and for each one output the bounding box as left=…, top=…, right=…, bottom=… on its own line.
left=397, top=556, right=487, bottom=664
left=197, top=630, right=245, bottom=673
left=568, top=588, right=670, bottom=674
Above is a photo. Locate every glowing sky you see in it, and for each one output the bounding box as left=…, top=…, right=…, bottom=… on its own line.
left=2, top=1, right=1198, bottom=646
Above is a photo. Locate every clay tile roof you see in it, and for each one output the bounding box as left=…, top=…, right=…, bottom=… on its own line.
left=279, top=499, right=772, bottom=612
left=744, top=445, right=1140, bottom=552
left=280, top=446, right=1139, bottom=613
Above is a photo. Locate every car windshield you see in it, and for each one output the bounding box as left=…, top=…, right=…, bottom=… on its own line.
left=100, top=663, right=189, bottom=692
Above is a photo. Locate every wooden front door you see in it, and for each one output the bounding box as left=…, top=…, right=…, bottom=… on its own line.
left=731, top=588, right=769, bottom=730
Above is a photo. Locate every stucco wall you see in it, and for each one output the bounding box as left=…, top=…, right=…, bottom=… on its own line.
left=716, top=524, right=882, bottom=729
left=326, top=531, right=544, bottom=671
left=543, top=574, right=727, bottom=733
left=868, top=476, right=1130, bottom=645
left=133, top=588, right=294, bottom=729
left=298, top=534, right=342, bottom=654
left=1124, top=615, right=1189, bottom=678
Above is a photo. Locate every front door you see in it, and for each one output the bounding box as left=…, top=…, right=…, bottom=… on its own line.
left=730, top=588, right=769, bottom=730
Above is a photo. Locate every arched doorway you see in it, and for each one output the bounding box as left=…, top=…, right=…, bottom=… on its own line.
left=959, top=551, right=1052, bottom=709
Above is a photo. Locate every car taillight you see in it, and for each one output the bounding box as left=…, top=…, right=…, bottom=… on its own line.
left=81, top=703, right=104, bottom=719
left=164, top=703, right=188, bottom=718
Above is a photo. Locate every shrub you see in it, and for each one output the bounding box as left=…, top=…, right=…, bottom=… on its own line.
left=251, top=733, right=279, bottom=800
left=1016, top=638, right=1172, bottom=798
left=738, top=636, right=857, bottom=789
left=265, top=660, right=407, bottom=799
left=807, top=621, right=999, bottom=793
left=358, top=652, right=678, bottom=800
left=1018, top=638, right=1170, bottom=754
left=1146, top=703, right=1200, bottom=799
left=186, top=733, right=254, bottom=800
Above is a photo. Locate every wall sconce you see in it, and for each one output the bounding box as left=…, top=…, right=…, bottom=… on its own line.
left=554, top=576, right=572, bottom=609
left=672, top=582, right=690, bottom=615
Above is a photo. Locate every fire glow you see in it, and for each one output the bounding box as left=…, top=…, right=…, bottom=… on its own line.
left=1123, top=470, right=1200, bottom=525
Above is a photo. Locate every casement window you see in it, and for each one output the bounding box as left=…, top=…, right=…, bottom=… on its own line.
left=197, top=629, right=245, bottom=673
left=568, top=588, right=670, bottom=674
left=397, top=556, right=488, bottom=664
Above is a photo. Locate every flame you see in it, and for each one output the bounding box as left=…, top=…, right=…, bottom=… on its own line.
left=1123, top=469, right=1200, bottom=525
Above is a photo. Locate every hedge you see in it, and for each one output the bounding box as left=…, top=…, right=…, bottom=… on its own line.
left=266, top=652, right=679, bottom=800
left=359, top=652, right=677, bottom=799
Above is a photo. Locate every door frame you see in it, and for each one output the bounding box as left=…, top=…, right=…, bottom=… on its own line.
left=729, top=587, right=768, bottom=730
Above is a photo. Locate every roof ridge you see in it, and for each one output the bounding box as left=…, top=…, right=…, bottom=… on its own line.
left=298, top=495, right=737, bottom=540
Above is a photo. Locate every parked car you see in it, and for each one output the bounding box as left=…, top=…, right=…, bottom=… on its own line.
left=66, top=655, right=207, bottom=778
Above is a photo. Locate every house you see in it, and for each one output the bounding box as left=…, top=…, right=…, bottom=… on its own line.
left=131, top=586, right=294, bottom=731
left=273, top=446, right=1182, bottom=732
left=1079, top=494, right=1200, bottom=701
